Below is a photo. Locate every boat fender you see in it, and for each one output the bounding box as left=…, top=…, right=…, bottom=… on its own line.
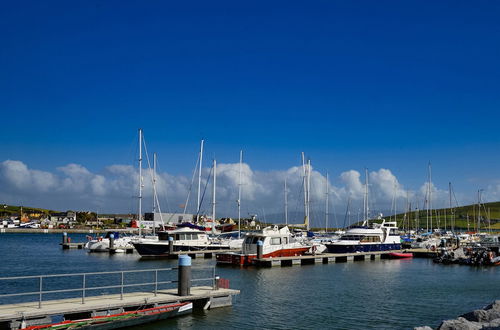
left=430, top=245, right=436, bottom=251
left=98, top=237, right=103, bottom=242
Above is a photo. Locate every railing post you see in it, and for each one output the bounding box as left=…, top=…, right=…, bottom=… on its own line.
left=120, top=272, right=124, bottom=300
left=82, top=274, right=86, bottom=304
left=38, top=276, right=42, bottom=308
left=154, top=270, right=158, bottom=296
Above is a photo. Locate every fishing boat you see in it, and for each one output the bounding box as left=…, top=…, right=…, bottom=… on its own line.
left=324, top=220, right=402, bottom=253
left=22, top=302, right=192, bottom=329
left=132, top=227, right=237, bottom=257
left=216, top=225, right=312, bottom=266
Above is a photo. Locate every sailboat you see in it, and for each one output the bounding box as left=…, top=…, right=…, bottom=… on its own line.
left=85, top=129, right=147, bottom=253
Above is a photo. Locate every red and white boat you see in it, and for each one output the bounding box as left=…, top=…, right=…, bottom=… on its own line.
left=22, top=302, right=193, bottom=329
left=216, top=226, right=311, bottom=266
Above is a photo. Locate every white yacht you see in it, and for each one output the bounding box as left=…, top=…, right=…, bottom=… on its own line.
left=325, top=220, right=401, bottom=253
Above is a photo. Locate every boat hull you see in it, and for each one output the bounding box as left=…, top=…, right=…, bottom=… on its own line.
left=133, top=242, right=231, bottom=257
left=23, top=302, right=192, bottom=329
left=325, top=243, right=401, bottom=254
left=216, top=247, right=310, bottom=266
left=387, top=252, right=413, bottom=259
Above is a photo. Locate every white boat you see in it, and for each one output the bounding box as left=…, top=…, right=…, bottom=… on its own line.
left=84, top=232, right=134, bottom=252
left=132, top=227, right=236, bottom=257
left=325, top=220, right=401, bottom=253
left=216, top=225, right=312, bottom=266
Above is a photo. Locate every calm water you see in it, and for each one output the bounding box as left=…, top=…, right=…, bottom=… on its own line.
left=0, top=233, right=498, bottom=329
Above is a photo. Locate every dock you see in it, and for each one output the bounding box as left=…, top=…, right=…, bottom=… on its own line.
left=252, top=249, right=438, bottom=267
left=0, top=259, right=239, bottom=329
left=170, top=249, right=241, bottom=259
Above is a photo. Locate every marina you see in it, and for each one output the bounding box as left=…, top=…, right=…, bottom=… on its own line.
left=0, top=233, right=497, bottom=329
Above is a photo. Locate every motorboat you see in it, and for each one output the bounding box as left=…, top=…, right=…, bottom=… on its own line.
left=132, top=227, right=238, bottom=257
left=84, top=232, right=134, bottom=253
left=216, top=225, right=312, bottom=266
left=324, top=220, right=401, bottom=253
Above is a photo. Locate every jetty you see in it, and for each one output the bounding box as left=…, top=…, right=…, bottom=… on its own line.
left=250, top=249, right=437, bottom=267
left=0, top=256, right=239, bottom=330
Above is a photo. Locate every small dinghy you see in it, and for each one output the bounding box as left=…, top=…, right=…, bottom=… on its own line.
left=387, top=252, right=413, bottom=259
left=22, top=302, right=192, bottom=329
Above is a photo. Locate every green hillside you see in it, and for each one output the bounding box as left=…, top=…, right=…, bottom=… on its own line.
left=389, top=201, right=500, bottom=231
left=0, top=204, right=58, bottom=216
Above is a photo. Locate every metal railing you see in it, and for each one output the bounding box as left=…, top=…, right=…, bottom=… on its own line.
left=0, top=266, right=217, bottom=309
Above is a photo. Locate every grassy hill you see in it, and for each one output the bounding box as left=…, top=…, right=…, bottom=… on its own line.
left=0, top=204, right=58, bottom=216
left=386, top=201, right=500, bottom=231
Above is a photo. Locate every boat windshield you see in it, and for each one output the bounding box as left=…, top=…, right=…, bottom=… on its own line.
left=244, top=236, right=263, bottom=244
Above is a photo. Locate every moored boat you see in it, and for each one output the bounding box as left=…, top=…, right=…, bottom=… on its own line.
left=132, top=227, right=237, bottom=257
left=22, top=302, right=193, bottom=329
left=216, top=225, right=312, bottom=266
left=387, top=252, right=413, bottom=259
left=324, top=220, right=401, bottom=253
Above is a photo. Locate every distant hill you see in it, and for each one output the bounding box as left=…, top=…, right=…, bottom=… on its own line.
left=0, top=204, right=58, bottom=216
left=375, top=201, right=500, bottom=231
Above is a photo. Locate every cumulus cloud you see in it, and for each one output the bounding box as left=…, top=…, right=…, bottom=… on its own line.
left=0, top=159, right=488, bottom=227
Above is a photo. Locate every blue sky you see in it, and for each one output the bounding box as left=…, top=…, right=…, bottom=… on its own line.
left=1, top=1, right=500, bottom=219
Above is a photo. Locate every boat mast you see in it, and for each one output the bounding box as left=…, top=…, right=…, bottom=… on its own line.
left=238, top=150, right=242, bottom=239
left=284, top=177, right=288, bottom=225
left=325, top=172, right=329, bottom=232
left=197, top=140, right=204, bottom=223
left=138, top=128, right=143, bottom=236
left=306, top=159, right=311, bottom=231
left=212, top=159, right=216, bottom=232
left=477, top=189, right=482, bottom=233
left=302, top=152, right=307, bottom=228
left=428, top=162, right=432, bottom=232
left=152, top=152, right=157, bottom=235
left=363, top=168, right=369, bottom=226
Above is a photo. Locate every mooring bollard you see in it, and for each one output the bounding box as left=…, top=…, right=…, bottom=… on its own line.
left=62, top=232, right=68, bottom=244
left=257, top=240, right=263, bottom=259
left=178, top=255, right=191, bottom=296
left=168, top=236, right=174, bottom=255
left=109, top=233, right=115, bottom=250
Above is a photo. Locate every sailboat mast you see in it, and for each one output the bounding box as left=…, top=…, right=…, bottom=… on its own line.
left=153, top=153, right=157, bottom=214
left=284, top=178, right=288, bottom=225
left=428, top=162, right=432, bottom=232
left=212, top=159, right=216, bottom=231
left=325, top=172, right=329, bottom=233
left=138, top=128, right=143, bottom=236
left=363, top=168, right=369, bottom=225
left=306, top=159, right=311, bottom=231
left=152, top=152, right=157, bottom=235
left=196, top=140, right=204, bottom=223
left=238, top=150, right=242, bottom=238
left=301, top=152, right=307, bottom=227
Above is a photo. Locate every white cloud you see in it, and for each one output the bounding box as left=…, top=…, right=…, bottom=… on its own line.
left=0, top=159, right=490, bottom=227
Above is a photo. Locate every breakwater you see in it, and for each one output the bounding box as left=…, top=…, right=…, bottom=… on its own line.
left=416, top=300, right=500, bottom=329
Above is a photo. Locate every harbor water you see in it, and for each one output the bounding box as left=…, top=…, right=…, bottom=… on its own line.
left=0, top=233, right=498, bottom=329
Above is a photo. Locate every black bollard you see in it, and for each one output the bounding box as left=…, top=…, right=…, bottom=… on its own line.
left=168, top=236, right=174, bottom=255
left=62, top=232, right=68, bottom=244
left=257, top=240, right=263, bottom=259
left=109, top=233, right=115, bottom=250
left=178, top=255, right=191, bottom=296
